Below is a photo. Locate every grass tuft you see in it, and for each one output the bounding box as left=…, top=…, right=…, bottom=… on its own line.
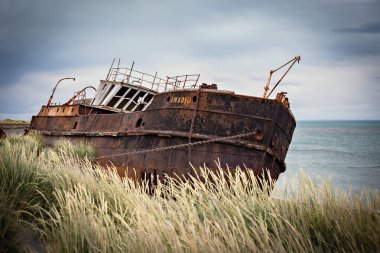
left=0, top=135, right=379, bottom=252
left=53, top=139, right=97, bottom=160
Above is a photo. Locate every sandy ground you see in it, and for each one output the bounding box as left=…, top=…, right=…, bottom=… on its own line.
left=16, top=227, right=47, bottom=253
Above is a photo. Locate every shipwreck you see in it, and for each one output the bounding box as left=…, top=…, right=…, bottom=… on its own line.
left=29, top=56, right=300, bottom=184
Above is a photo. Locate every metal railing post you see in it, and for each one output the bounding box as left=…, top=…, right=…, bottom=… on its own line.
left=175, top=76, right=178, bottom=89
left=165, top=77, right=169, bottom=91
left=183, top=75, right=188, bottom=89
left=141, top=73, right=145, bottom=87
left=152, top=72, right=157, bottom=90
left=114, top=58, right=121, bottom=81
left=126, top=61, right=134, bottom=85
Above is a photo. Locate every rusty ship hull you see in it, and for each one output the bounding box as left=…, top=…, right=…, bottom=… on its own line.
left=30, top=89, right=296, bottom=182
left=30, top=58, right=299, bottom=183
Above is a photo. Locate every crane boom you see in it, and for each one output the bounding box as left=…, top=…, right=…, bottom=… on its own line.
left=65, top=86, right=96, bottom=105
left=263, top=56, right=301, bottom=98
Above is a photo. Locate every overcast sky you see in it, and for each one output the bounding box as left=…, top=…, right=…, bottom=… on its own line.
left=1, top=0, right=379, bottom=120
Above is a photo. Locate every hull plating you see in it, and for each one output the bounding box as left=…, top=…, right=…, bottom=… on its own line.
left=30, top=89, right=296, bottom=181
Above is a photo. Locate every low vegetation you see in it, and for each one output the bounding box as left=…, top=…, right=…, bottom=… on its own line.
left=0, top=134, right=379, bottom=252
left=0, top=119, right=30, bottom=125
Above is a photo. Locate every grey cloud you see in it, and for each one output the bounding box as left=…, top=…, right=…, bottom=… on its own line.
left=1, top=0, right=380, bottom=119
left=370, top=76, right=380, bottom=82
left=333, top=22, right=380, bottom=33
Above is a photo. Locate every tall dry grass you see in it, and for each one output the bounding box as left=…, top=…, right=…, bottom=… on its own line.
left=0, top=133, right=50, bottom=252
left=0, top=134, right=379, bottom=252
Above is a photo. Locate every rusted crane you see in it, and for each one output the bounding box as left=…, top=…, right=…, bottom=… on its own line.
left=263, top=56, right=301, bottom=98
left=65, top=86, right=97, bottom=105
left=47, top=77, right=76, bottom=106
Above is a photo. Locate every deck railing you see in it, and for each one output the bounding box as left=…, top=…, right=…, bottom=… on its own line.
left=106, top=66, right=200, bottom=93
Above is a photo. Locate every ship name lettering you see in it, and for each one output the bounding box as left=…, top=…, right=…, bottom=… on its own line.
left=170, top=96, right=191, bottom=104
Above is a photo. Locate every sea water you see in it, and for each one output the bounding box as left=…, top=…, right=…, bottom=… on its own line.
left=277, top=120, right=380, bottom=192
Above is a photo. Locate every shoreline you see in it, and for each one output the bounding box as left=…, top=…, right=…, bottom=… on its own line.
left=0, top=124, right=29, bottom=136
left=0, top=123, right=29, bottom=129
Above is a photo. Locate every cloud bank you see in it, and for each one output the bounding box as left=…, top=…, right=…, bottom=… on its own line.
left=1, top=0, right=379, bottom=120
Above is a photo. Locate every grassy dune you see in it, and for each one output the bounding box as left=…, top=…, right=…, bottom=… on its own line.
left=0, top=119, right=30, bottom=125
left=0, top=134, right=379, bottom=252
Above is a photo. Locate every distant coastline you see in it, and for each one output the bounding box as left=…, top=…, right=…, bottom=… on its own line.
left=0, top=119, right=30, bottom=135
left=0, top=118, right=30, bottom=126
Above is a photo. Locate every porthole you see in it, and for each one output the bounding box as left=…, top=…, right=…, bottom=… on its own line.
left=136, top=118, right=144, bottom=128
left=167, top=96, right=171, bottom=102
left=254, top=127, right=264, bottom=142
left=193, top=96, right=197, bottom=103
